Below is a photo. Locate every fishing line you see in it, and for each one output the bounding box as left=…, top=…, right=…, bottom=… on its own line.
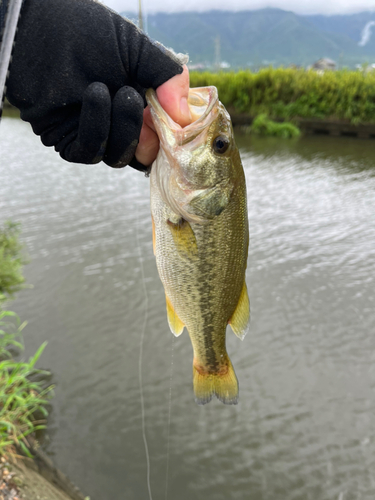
left=136, top=199, right=153, bottom=500
left=164, top=333, right=175, bottom=500
left=165, top=188, right=180, bottom=500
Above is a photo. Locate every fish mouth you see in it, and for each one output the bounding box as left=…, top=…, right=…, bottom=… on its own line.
left=145, top=86, right=219, bottom=148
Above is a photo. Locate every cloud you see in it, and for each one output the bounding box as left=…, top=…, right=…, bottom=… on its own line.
left=359, top=21, right=375, bottom=46
left=101, top=0, right=375, bottom=16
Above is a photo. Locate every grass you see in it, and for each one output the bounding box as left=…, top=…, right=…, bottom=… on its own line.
left=0, top=222, right=53, bottom=458
left=0, top=311, right=53, bottom=457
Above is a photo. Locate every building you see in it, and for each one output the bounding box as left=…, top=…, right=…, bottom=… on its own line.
left=311, top=58, right=337, bottom=71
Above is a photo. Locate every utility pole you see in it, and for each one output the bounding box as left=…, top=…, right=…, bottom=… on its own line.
left=338, top=52, right=343, bottom=70
left=214, top=36, right=221, bottom=72
left=138, top=0, right=143, bottom=31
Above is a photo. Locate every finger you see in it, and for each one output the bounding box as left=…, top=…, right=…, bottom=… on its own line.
left=56, top=82, right=111, bottom=164
left=156, top=65, right=191, bottom=127
left=134, top=113, right=159, bottom=167
left=103, top=86, right=144, bottom=168
left=143, top=106, right=156, bottom=132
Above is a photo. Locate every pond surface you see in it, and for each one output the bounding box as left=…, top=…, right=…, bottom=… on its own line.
left=1, top=117, right=375, bottom=500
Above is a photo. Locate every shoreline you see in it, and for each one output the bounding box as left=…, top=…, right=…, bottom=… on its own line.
left=1, top=447, right=87, bottom=500
left=4, top=102, right=375, bottom=140
left=230, top=113, right=375, bottom=139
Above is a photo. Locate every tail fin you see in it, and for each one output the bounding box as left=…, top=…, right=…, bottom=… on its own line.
left=193, top=359, right=239, bottom=405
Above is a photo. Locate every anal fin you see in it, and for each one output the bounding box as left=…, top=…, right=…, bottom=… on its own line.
left=228, top=281, right=250, bottom=340
left=166, top=295, right=185, bottom=337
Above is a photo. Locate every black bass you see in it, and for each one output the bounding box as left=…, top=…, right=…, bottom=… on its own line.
left=147, top=86, right=249, bottom=405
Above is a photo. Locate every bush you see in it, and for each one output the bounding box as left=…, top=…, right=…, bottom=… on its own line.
left=0, top=222, right=28, bottom=306
left=190, top=68, right=375, bottom=124
left=251, top=113, right=301, bottom=138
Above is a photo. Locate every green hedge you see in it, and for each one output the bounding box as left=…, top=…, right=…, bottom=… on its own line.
left=190, top=68, right=375, bottom=124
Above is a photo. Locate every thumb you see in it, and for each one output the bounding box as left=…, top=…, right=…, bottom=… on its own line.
left=156, top=65, right=192, bottom=127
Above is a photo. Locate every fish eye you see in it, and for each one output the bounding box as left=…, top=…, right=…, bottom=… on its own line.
left=213, top=135, right=230, bottom=154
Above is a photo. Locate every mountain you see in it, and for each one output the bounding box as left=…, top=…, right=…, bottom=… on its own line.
left=306, top=12, right=375, bottom=53
left=121, top=9, right=375, bottom=68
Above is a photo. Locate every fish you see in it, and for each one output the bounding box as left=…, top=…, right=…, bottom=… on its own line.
left=146, top=86, right=250, bottom=405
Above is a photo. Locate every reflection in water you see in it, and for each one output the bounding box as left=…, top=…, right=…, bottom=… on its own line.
left=236, top=131, right=375, bottom=171
left=1, top=117, right=375, bottom=500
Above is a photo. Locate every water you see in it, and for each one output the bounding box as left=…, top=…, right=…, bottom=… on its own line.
left=1, top=117, right=375, bottom=500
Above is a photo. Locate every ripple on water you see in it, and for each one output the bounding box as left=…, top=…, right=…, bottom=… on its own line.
left=1, top=120, right=375, bottom=499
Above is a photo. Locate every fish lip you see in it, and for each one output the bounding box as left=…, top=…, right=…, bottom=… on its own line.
left=145, top=86, right=219, bottom=147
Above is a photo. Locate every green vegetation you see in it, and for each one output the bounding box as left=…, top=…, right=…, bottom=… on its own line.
left=0, top=312, right=51, bottom=457
left=0, top=222, right=52, bottom=457
left=0, top=222, right=28, bottom=306
left=190, top=68, right=375, bottom=125
left=251, top=114, right=301, bottom=138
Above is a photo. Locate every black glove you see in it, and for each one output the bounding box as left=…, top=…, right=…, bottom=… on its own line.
left=6, top=0, right=183, bottom=171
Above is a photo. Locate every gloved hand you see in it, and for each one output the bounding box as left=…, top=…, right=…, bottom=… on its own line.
left=6, top=0, right=186, bottom=171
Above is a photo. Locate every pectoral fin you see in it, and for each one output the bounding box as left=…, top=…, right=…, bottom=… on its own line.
left=166, top=295, right=185, bottom=337
left=167, top=217, right=198, bottom=259
left=228, top=282, right=250, bottom=340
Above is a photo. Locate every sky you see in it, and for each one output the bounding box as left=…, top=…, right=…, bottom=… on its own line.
left=101, top=0, right=375, bottom=16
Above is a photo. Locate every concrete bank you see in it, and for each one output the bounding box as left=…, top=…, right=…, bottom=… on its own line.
left=230, top=112, right=375, bottom=139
